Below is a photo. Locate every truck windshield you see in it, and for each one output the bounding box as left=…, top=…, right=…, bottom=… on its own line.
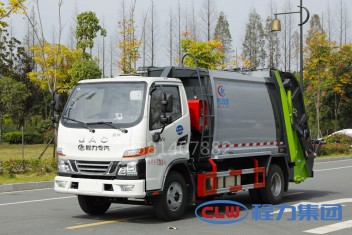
left=62, top=82, right=146, bottom=128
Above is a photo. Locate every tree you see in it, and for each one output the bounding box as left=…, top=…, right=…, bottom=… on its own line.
left=117, top=0, right=141, bottom=74
left=28, top=43, right=83, bottom=92
left=0, top=77, right=29, bottom=141
left=0, top=0, right=25, bottom=28
left=199, top=0, right=217, bottom=41
left=242, top=9, right=266, bottom=68
left=264, top=16, right=280, bottom=68
left=167, top=7, right=173, bottom=65
left=181, top=38, right=224, bottom=69
left=328, top=44, right=352, bottom=131
left=304, top=31, right=331, bottom=138
left=0, top=29, right=27, bottom=77
left=278, top=0, right=295, bottom=71
left=76, top=11, right=106, bottom=56
left=214, top=11, right=232, bottom=65
left=145, top=0, right=159, bottom=66
left=69, top=59, right=102, bottom=87
left=177, top=0, right=181, bottom=61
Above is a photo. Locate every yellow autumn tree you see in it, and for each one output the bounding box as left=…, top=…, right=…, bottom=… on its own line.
left=117, top=18, right=141, bottom=74
left=304, top=32, right=332, bottom=138
left=327, top=44, right=352, bottom=130
left=0, top=0, right=25, bottom=28
left=180, top=39, right=225, bottom=69
left=28, top=43, right=83, bottom=92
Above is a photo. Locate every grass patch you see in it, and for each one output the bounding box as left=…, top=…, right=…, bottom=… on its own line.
left=0, top=158, right=57, bottom=185
left=0, top=173, right=56, bottom=185
left=0, top=143, right=54, bottom=160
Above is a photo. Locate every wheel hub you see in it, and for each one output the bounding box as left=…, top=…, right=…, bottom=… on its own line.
left=271, top=173, right=282, bottom=197
left=167, top=182, right=183, bottom=211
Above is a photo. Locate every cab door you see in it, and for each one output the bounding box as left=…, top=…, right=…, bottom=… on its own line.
left=146, top=84, right=190, bottom=190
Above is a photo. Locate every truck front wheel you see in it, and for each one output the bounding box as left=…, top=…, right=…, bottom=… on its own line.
left=78, top=195, right=111, bottom=215
left=259, top=164, right=284, bottom=204
left=153, top=171, right=188, bottom=221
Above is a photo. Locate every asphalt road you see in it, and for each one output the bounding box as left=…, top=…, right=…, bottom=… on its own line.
left=1, top=159, right=352, bottom=235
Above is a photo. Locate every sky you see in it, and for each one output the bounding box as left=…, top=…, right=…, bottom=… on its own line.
left=7, top=0, right=352, bottom=75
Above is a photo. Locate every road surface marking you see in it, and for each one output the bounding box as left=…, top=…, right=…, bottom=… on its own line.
left=0, top=196, right=76, bottom=206
left=315, top=166, right=352, bottom=172
left=66, top=216, right=146, bottom=229
left=303, top=219, right=352, bottom=234
left=284, top=192, right=305, bottom=197
left=315, top=159, right=352, bottom=164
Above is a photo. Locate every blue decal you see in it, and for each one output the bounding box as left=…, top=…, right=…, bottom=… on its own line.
left=217, top=98, right=229, bottom=105
left=195, top=200, right=249, bottom=224
left=217, top=86, right=225, bottom=97
left=176, top=125, right=183, bottom=135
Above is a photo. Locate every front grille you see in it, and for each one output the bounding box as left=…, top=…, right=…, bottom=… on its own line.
left=75, top=161, right=112, bottom=174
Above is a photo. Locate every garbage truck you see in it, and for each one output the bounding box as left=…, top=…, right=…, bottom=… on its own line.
left=52, top=59, right=321, bottom=221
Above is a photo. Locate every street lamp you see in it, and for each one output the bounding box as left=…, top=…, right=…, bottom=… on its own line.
left=271, top=0, right=310, bottom=92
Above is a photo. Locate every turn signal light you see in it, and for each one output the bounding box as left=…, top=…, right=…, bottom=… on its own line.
left=123, top=146, right=154, bottom=158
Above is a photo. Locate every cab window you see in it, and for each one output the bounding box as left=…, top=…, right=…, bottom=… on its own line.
left=150, top=86, right=182, bottom=130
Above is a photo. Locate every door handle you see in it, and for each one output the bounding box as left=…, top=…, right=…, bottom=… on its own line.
left=177, top=135, right=188, bottom=146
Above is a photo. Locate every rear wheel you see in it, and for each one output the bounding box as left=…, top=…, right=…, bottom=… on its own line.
left=153, top=171, right=188, bottom=221
left=78, top=195, right=111, bottom=215
left=259, top=164, right=284, bottom=204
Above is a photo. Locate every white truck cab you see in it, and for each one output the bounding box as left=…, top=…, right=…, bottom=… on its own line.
left=55, top=76, right=191, bottom=218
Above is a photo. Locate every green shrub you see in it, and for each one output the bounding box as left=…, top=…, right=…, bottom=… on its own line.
left=0, top=158, right=57, bottom=176
left=2, top=132, right=44, bottom=144
left=320, top=143, right=351, bottom=156
left=325, top=134, right=352, bottom=144
left=36, top=119, right=52, bottom=134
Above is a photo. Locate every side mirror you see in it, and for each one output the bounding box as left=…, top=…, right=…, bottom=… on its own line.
left=52, top=93, right=68, bottom=112
left=162, top=93, right=173, bottom=113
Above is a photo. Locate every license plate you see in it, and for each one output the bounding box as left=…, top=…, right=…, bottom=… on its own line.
left=79, top=181, right=103, bottom=193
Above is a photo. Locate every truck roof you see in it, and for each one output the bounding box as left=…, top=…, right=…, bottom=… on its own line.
left=77, top=76, right=182, bottom=85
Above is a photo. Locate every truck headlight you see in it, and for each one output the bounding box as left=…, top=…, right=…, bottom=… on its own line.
left=118, top=161, right=137, bottom=176
left=117, top=159, right=145, bottom=179
left=58, top=159, right=71, bottom=173
left=127, top=161, right=138, bottom=176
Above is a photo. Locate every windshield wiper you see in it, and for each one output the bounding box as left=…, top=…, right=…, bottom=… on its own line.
left=87, top=121, right=128, bottom=133
left=62, top=116, right=95, bottom=133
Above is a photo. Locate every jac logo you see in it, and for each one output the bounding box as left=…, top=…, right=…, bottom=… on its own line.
left=195, top=200, right=248, bottom=224
left=217, top=86, right=225, bottom=97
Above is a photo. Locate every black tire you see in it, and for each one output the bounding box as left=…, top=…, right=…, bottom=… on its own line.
left=249, top=189, right=263, bottom=204
left=153, top=171, right=188, bottom=221
left=259, top=164, right=284, bottom=204
left=78, top=195, right=111, bottom=215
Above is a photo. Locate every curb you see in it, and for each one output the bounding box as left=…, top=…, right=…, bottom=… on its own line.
left=0, top=181, right=53, bottom=193
left=0, top=156, right=351, bottom=193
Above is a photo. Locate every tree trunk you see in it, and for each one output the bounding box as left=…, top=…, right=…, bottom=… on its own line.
left=334, top=93, right=341, bottom=132
left=334, top=94, right=337, bottom=132
left=316, top=78, right=322, bottom=139
left=0, top=114, right=2, bottom=142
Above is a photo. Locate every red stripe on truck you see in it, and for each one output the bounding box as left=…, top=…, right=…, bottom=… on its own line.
left=217, top=141, right=285, bottom=149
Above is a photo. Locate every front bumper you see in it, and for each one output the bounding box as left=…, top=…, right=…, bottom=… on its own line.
left=54, top=176, right=146, bottom=198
